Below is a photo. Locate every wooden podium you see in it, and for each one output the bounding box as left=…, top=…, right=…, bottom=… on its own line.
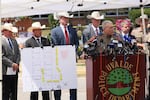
left=86, top=54, right=146, bottom=100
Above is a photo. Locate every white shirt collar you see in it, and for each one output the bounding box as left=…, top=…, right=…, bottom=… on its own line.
left=91, top=24, right=99, bottom=35
left=34, top=36, right=41, bottom=42
left=122, top=32, right=129, bottom=37
left=60, top=24, right=69, bottom=35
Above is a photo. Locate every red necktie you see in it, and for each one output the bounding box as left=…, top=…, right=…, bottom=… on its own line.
left=64, top=26, right=69, bottom=44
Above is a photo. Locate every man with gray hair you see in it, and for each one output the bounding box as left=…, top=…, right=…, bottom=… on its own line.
left=96, top=20, right=121, bottom=53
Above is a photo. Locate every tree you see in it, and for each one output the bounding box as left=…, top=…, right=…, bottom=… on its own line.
left=128, top=8, right=150, bottom=25
left=48, top=14, right=59, bottom=30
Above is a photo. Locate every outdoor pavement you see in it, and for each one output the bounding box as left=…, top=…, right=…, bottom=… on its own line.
left=18, top=59, right=87, bottom=100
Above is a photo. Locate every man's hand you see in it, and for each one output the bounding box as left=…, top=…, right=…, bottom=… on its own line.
left=88, top=36, right=97, bottom=43
left=12, top=63, right=19, bottom=71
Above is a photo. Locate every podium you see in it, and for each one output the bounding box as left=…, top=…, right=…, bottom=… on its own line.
left=86, top=54, right=146, bottom=100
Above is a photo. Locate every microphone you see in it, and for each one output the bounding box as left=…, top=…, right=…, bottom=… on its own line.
left=99, top=39, right=105, bottom=53
left=131, top=39, right=137, bottom=45
left=123, top=35, right=139, bottom=54
left=131, top=39, right=138, bottom=53
left=83, top=39, right=98, bottom=57
left=106, top=42, right=115, bottom=56
left=92, top=39, right=97, bottom=46
left=106, top=38, right=124, bottom=60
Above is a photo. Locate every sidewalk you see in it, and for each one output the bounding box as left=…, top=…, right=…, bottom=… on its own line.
left=18, top=59, right=87, bottom=100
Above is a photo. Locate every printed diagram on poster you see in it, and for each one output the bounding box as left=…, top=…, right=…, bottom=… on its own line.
left=21, top=45, right=77, bottom=92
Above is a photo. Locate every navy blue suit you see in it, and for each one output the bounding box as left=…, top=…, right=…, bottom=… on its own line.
left=51, top=25, right=79, bottom=100
left=51, top=25, right=79, bottom=50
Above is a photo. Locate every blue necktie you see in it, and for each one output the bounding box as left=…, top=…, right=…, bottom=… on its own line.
left=124, top=35, right=131, bottom=43
left=8, top=38, right=13, bottom=49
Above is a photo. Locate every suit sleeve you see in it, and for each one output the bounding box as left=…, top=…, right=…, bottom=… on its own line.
left=51, top=29, right=59, bottom=45
left=14, top=39, right=21, bottom=64
left=25, top=39, right=35, bottom=48
left=25, top=39, right=31, bottom=47
left=73, top=28, right=79, bottom=52
left=2, top=45, right=13, bottom=67
left=82, top=25, right=90, bottom=44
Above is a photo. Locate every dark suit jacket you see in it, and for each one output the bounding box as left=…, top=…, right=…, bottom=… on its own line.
left=25, top=36, right=50, bottom=47
left=51, top=25, right=79, bottom=51
left=2, top=36, right=21, bottom=75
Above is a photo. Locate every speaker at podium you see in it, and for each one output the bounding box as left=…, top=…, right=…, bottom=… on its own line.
left=86, top=54, right=146, bottom=100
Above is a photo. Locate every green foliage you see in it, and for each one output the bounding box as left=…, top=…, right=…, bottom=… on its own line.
left=48, top=14, right=59, bottom=30
left=77, top=30, right=82, bottom=40
left=128, top=8, right=150, bottom=25
left=103, top=17, right=115, bottom=23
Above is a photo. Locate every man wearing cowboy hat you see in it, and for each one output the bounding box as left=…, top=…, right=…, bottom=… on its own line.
left=1, top=23, right=21, bottom=100
left=25, top=22, right=51, bottom=100
left=131, top=14, right=150, bottom=53
left=82, top=11, right=104, bottom=44
left=131, top=14, right=150, bottom=99
left=51, top=12, right=79, bottom=100
left=131, top=14, right=150, bottom=43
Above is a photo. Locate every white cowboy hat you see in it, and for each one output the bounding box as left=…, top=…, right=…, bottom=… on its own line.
left=28, top=22, right=46, bottom=32
left=56, top=12, right=73, bottom=19
left=1, top=23, right=14, bottom=32
left=12, top=27, right=18, bottom=33
left=87, top=11, right=104, bottom=20
left=135, top=14, right=149, bottom=25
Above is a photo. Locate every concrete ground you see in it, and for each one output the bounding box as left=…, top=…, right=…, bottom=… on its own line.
left=18, top=59, right=86, bottom=100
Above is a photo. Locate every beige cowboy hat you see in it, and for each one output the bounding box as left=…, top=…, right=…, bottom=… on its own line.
left=1, top=23, right=13, bottom=32
left=135, top=14, right=149, bottom=25
left=12, top=27, right=18, bottom=33
left=56, top=12, right=73, bottom=20
left=87, top=11, right=104, bottom=20
left=28, top=22, right=46, bottom=32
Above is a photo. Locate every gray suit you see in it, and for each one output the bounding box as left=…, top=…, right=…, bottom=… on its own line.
left=2, top=36, right=20, bottom=100
left=25, top=36, right=50, bottom=100
left=82, top=24, right=102, bottom=44
left=25, top=36, right=50, bottom=47
left=2, top=36, right=20, bottom=75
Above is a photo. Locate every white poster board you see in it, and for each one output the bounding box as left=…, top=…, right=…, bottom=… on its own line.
left=21, top=45, right=77, bottom=92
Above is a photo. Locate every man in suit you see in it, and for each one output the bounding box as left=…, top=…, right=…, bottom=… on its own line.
left=117, top=19, right=135, bottom=43
left=1, top=23, right=21, bottom=100
left=82, top=11, right=104, bottom=44
left=51, top=12, right=79, bottom=100
left=25, top=22, right=50, bottom=100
